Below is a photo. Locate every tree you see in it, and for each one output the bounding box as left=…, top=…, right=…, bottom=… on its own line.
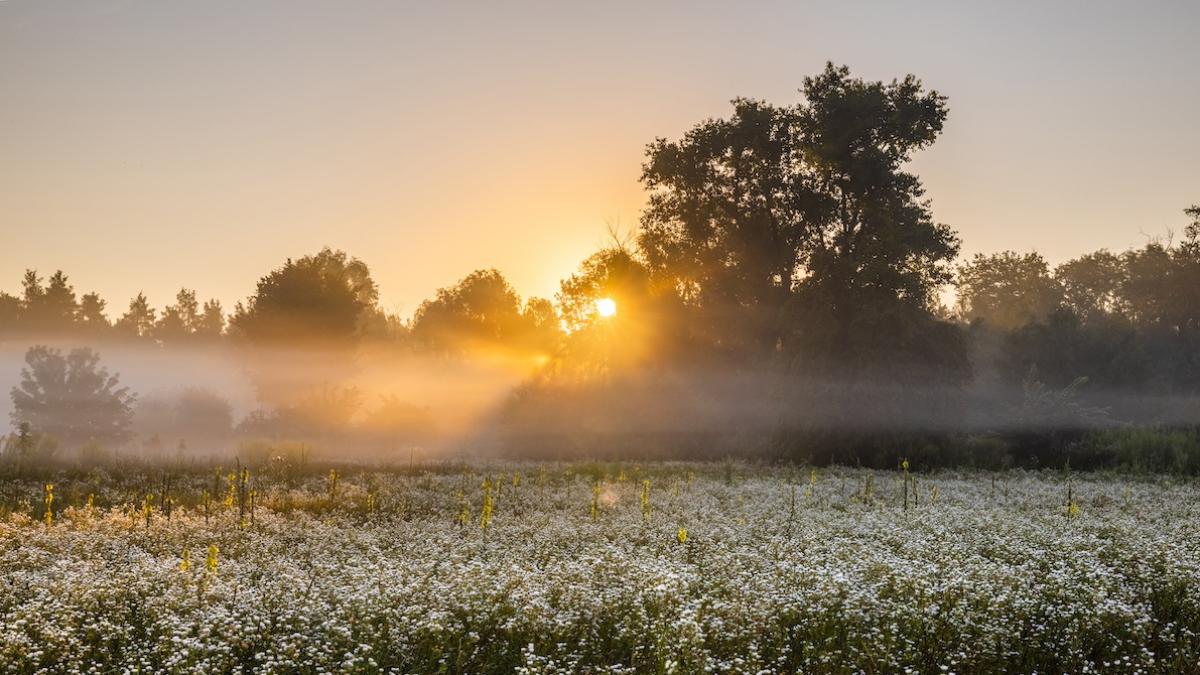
left=521, top=298, right=563, bottom=353
left=175, top=387, right=234, bottom=440
left=1056, top=250, right=1124, bottom=322
left=197, top=299, right=225, bottom=338
left=78, top=292, right=110, bottom=333
left=115, top=293, right=157, bottom=338
left=412, top=269, right=537, bottom=353
left=134, top=388, right=233, bottom=449
left=19, top=270, right=45, bottom=328
left=230, top=249, right=378, bottom=407
left=154, top=288, right=201, bottom=341
left=638, top=63, right=960, bottom=364
left=42, top=271, right=79, bottom=330
left=0, top=293, right=19, bottom=336
left=955, top=252, right=1062, bottom=330
left=557, top=247, right=653, bottom=332
left=18, top=270, right=79, bottom=333
left=790, top=65, right=958, bottom=354
left=230, top=248, right=377, bottom=347
left=10, top=346, right=136, bottom=447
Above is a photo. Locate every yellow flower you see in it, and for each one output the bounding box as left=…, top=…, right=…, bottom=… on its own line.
left=206, top=544, right=219, bottom=574
left=677, top=527, right=688, bottom=544
left=43, top=484, right=54, bottom=527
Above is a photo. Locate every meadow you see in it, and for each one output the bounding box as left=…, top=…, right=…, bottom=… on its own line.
left=2, top=461, right=1199, bottom=674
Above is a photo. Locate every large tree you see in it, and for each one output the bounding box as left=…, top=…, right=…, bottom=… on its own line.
left=638, top=63, right=960, bottom=365
left=230, top=248, right=378, bottom=348
left=10, top=346, right=135, bottom=447
left=228, top=248, right=378, bottom=407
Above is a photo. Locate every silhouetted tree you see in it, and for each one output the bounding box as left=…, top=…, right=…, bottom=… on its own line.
left=10, top=346, right=135, bottom=447
left=18, top=270, right=79, bottom=333
left=639, top=63, right=960, bottom=367
left=558, top=248, right=653, bottom=331
left=230, top=248, right=377, bottom=347
left=153, top=288, right=199, bottom=341
left=956, top=251, right=1062, bottom=330
left=412, top=269, right=558, bottom=354
left=196, top=299, right=225, bottom=338
left=0, top=292, right=19, bottom=336
left=77, top=292, right=110, bottom=334
left=115, top=292, right=157, bottom=338
left=1056, top=250, right=1124, bottom=322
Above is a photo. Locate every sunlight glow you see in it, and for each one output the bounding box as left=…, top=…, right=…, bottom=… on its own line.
left=595, top=297, right=617, bottom=318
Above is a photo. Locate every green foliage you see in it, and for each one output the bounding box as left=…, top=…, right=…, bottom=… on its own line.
left=956, top=251, right=1062, bottom=329
left=411, top=268, right=561, bottom=355
left=639, top=63, right=959, bottom=364
left=1077, top=427, right=1200, bottom=474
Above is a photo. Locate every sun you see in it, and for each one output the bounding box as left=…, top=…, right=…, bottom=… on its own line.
left=595, top=297, right=617, bottom=318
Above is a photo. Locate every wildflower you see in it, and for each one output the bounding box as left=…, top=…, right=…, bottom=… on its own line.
left=480, top=479, right=494, bottom=531
left=206, top=544, right=219, bottom=575
left=677, top=527, right=688, bottom=544
left=143, top=494, right=153, bottom=528
left=640, top=479, right=651, bottom=523
left=43, top=484, right=53, bottom=527
left=180, top=548, right=191, bottom=573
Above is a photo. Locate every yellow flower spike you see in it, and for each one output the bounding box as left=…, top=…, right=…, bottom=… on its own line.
left=43, top=484, right=54, bottom=528
left=480, top=481, right=494, bottom=531
left=180, top=548, right=192, bottom=573
left=206, top=544, right=219, bottom=575
left=677, top=527, right=688, bottom=544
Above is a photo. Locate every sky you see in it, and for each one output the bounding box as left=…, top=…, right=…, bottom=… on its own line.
left=1, top=0, right=1198, bottom=318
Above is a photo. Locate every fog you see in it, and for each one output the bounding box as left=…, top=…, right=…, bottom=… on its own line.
left=4, top=328, right=1200, bottom=470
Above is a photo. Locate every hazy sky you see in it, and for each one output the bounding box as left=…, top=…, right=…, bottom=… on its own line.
left=2, top=0, right=1197, bottom=317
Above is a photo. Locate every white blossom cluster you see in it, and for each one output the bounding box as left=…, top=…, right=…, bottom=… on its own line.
left=1, top=465, right=1198, bottom=673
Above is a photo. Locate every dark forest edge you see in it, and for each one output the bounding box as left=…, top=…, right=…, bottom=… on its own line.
left=3, top=64, right=1200, bottom=473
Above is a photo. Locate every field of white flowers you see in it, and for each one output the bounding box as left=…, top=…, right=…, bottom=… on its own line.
left=2, top=462, right=1199, bottom=674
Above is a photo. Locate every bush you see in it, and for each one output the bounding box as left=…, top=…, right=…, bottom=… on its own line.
left=1076, top=427, right=1200, bottom=474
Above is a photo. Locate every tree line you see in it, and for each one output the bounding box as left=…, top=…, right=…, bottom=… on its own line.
left=4, top=63, right=1199, bottom=466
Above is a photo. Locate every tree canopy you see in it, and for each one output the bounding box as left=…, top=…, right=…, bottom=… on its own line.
left=230, top=248, right=378, bottom=348
left=638, top=63, right=959, bottom=368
